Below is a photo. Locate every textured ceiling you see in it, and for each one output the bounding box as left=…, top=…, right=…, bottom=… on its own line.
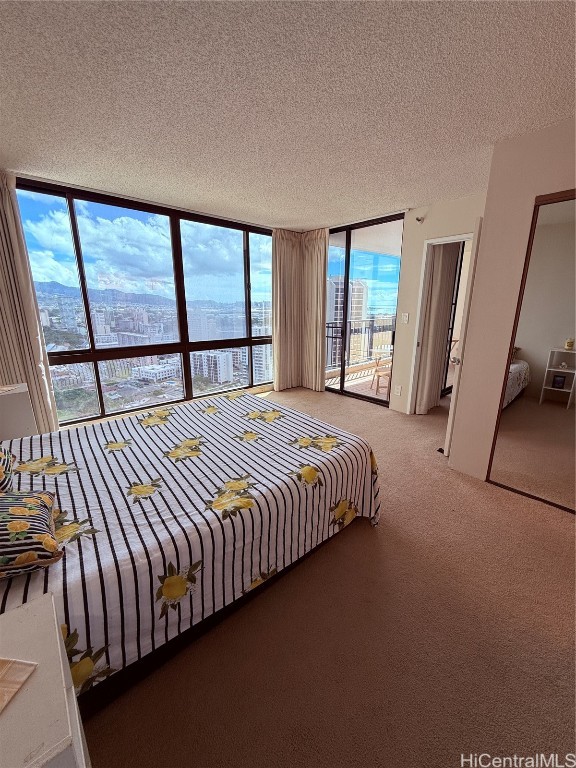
left=0, top=2, right=574, bottom=230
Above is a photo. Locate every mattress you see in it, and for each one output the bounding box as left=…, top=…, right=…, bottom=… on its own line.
left=503, top=359, right=531, bottom=408
left=0, top=393, right=380, bottom=694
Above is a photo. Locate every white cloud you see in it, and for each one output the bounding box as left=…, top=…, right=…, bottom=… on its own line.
left=77, top=212, right=175, bottom=297
left=20, top=197, right=273, bottom=303
left=181, top=220, right=244, bottom=278
left=27, top=249, right=80, bottom=287
left=17, top=190, right=67, bottom=207
left=25, top=210, right=76, bottom=259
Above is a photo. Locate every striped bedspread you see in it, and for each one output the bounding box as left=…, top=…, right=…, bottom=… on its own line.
left=0, top=393, right=380, bottom=693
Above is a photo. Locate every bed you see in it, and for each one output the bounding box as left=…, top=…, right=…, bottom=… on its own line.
left=0, top=392, right=380, bottom=694
left=502, top=359, right=531, bottom=409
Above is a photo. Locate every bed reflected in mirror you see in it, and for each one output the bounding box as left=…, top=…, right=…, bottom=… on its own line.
left=488, top=192, right=575, bottom=512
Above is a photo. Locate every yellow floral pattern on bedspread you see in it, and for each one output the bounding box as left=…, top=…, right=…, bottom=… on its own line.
left=53, top=509, right=99, bottom=545
left=245, top=409, right=284, bottom=423
left=290, top=464, right=323, bottom=486
left=138, top=408, right=172, bottom=428
left=244, top=567, right=277, bottom=593
left=104, top=440, right=132, bottom=452
left=289, top=435, right=344, bottom=453
left=163, top=436, right=205, bottom=463
left=156, top=560, right=203, bottom=618
left=127, top=478, right=162, bottom=504
left=15, top=456, right=78, bottom=477
left=206, top=475, right=257, bottom=519
left=62, top=625, right=115, bottom=694
left=329, top=499, right=358, bottom=529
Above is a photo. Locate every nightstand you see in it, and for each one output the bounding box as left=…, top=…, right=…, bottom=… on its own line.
left=0, top=593, right=91, bottom=768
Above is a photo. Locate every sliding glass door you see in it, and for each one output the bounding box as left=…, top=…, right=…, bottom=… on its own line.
left=325, top=215, right=404, bottom=405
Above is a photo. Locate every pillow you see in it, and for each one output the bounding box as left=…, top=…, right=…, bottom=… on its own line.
left=0, top=448, right=15, bottom=493
left=0, top=491, right=63, bottom=579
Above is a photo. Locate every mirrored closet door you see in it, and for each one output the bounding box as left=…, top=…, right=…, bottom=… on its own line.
left=488, top=190, right=575, bottom=512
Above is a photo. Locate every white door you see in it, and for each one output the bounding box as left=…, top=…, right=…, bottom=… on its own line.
left=443, top=217, right=483, bottom=456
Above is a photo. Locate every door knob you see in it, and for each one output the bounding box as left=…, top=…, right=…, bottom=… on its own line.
left=450, top=357, right=461, bottom=365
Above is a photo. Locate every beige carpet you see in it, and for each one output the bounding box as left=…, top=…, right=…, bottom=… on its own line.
left=84, top=389, right=575, bottom=768
left=490, top=396, right=575, bottom=510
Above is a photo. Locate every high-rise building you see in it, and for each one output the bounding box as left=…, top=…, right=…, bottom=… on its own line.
left=326, top=278, right=368, bottom=322
left=57, top=296, right=79, bottom=331
left=39, top=308, right=50, bottom=328
left=326, top=278, right=369, bottom=366
left=93, top=311, right=108, bottom=335
left=232, top=347, right=249, bottom=367
left=252, top=344, right=273, bottom=383
left=191, top=350, right=234, bottom=384
left=94, top=333, right=119, bottom=347
left=131, top=361, right=180, bottom=382
left=101, top=358, right=134, bottom=379
left=116, top=331, right=162, bottom=346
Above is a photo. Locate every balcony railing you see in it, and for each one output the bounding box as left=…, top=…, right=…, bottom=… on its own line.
left=326, top=317, right=395, bottom=371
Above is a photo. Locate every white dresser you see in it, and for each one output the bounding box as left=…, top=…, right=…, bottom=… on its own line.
left=0, top=593, right=91, bottom=768
left=0, top=383, right=38, bottom=441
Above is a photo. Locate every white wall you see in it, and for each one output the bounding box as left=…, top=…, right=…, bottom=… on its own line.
left=515, top=220, right=575, bottom=398
left=449, top=118, right=576, bottom=479
left=390, top=193, right=486, bottom=413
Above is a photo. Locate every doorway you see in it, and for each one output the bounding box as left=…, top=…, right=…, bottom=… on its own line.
left=440, top=241, right=470, bottom=399
left=413, top=240, right=467, bottom=415
left=325, top=214, right=404, bottom=405
left=409, top=221, right=482, bottom=455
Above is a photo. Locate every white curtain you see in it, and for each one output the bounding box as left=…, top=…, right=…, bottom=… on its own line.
left=301, top=229, right=328, bottom=391
left=415, top=242, right=460, bottom=415
left=272, top=227, right=328, bottom=392
left=0, top=170, right=58, bottom=433
left=272, top=229, right=303, bottom=391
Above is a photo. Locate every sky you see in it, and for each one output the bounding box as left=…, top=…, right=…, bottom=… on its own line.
left=16, top=190, right=273, bottom=303
left=328, top=245, right=401, bottom=314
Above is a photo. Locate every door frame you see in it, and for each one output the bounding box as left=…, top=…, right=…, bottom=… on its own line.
left=443, top=219, right=483, bottom=456
left=407, top=233, right=474, bottom=415
left=325, top=212, right=405, bottom=406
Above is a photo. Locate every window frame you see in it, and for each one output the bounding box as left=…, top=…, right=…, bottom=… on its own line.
left=326, top=212, right=405, bottom=408
left=16, top=178, right=273, bottom=425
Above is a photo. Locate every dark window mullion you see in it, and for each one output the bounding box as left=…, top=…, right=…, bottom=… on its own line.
left=339, top=229, right=352, bottom=393
left=244, top=231, right=255, bottom=387
left=66, top=195, right=105, bottom=419
left=171, top=216, right=193, bottom=400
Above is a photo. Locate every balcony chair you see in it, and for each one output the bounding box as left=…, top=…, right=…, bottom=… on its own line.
left=370, top=356, right=392, bottom=396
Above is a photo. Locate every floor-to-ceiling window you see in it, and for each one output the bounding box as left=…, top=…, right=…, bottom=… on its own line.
left=325, top=214, right=404, bottom=405
left=16, top=182, right=272, bottom=424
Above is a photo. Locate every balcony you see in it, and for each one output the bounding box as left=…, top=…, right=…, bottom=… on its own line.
left=325, top=318, right=456, bottom=402
left=325, top=318, right=394, bottom=401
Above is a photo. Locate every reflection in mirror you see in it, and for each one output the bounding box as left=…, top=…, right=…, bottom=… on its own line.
left=489, top=196, right=575, bottom=511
